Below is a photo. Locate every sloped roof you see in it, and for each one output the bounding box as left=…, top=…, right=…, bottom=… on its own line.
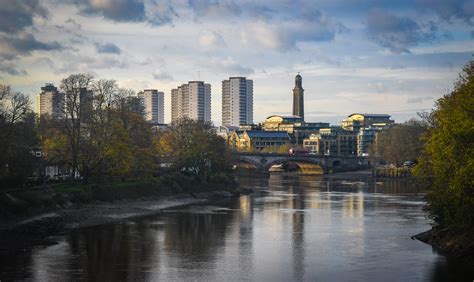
left=245, top=130, right=290, bottom=138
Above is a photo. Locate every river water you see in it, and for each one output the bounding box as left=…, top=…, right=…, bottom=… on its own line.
left=1, top=173, right=473, bottom=281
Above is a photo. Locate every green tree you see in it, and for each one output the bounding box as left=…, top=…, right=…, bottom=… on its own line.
left=415, top=60, right=474, bottom=229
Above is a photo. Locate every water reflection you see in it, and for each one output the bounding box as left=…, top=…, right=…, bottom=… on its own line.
left=1, top=174, right=473, bottom=281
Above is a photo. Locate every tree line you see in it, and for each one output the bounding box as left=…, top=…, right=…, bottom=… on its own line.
left=370, top=59, right=474, bottom=232
left=0, top=73, right=233, bottom=189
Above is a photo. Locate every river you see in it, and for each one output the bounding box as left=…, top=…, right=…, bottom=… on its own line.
left=1, top=172, right=473, bottom=281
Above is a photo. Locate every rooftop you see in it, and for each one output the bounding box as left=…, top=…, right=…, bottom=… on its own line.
left=348, top=113, right=391, bottom=118
left=245, top=130, right=290, bottom=138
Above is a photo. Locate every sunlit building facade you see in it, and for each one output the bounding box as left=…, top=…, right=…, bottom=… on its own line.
left=171, top=81, right=211, bottom=122
left=37, top=83, right=64, bottom=119
left=138, top=89, right=164, bottom=124
left=222, top=77, right=253, bottom=127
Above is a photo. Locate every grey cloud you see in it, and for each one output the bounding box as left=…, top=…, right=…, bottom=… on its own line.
left=95, top=42, right=121, bottom=54
left=0, top=63, right=27, bottom=76
left=52, top=52, right=130, bottom=74
left=188, top=0, right=241, bottom=18
left=366, top=8, right=437, bottom=53
left=0, top=0, right=48, bottom=33
left=76, top=0, right=146, bottom=22
left=9, top=34, right=61, bottom=52
left=0, top=33, right=62, bottom=60
left=152, top=70, right=173, bottom=81
left=72, top=0, right=175, bottom=25
left=65, top=18, right=82, bottom=29
left=471, top=30, right=474, bottom=38
left=418, top=0, right=474, bottom=25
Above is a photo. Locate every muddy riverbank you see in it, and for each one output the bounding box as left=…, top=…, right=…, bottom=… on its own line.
left=0, top=189, right=250, bottom=252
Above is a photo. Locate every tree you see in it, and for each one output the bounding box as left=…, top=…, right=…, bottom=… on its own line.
left=86, top=79, right=117, bottom=180
left=370, top=120, right=426, bottom=166
left=156, top=118, right=233, bottom=181
left=415, top=60, right=474, bottom=229
left=60, top=73, right=94, bottom=179
left=0, top=85, right=37, bottom=178
left=104, top=121, right=132, bottom=178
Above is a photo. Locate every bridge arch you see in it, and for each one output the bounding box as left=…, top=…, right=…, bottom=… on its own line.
left=264, top=158, right=325, bottom=175
left=235, top=156, right=263, bottom=170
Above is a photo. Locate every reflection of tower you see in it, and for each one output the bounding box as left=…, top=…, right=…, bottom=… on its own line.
left=292, top=73, right=304, bottom=120
left=290, top=180, right=305, bottom=281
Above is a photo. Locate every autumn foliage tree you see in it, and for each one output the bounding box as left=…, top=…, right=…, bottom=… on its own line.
left=415, top=60, right=474, bottom=230
left=40, top=74, right=156, bottom=182
left=156, top=118, right=233, bottom=181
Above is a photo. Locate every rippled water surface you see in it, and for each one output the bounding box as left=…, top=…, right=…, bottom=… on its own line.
left=2, top=174, right=473, bottom=281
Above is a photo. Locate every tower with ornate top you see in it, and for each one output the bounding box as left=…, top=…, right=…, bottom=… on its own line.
left=292, top=73, right=304, bottom=121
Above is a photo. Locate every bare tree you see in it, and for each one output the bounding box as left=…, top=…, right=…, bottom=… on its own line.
left=0, top=84, right=35, bottom=178
left=60, top=74, right=94, bottom=179
left=88, top=79, right=117, bottom=179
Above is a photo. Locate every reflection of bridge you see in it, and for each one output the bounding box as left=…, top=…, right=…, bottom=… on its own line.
left=233, top=152, right=370, bottom=174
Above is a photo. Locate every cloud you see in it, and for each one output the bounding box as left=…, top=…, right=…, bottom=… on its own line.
left=239, top=6, right=345, bottom=51
left=205, top=57, right=254, bottom=75
left=65, top=18, right=82, bottom=29
left=152, top=70, right=173, bottom=81
left=95, top=42, right=121, bottom=54
left=0, top=63, right=27, bottom=76
left=76, top=0, right=146, bottom=22
left=73, top=0, right=176, bottom=25
left=188, top=0, right=241, bottom=19
left=366, top=8, right=437, bottom=53
left=0, top=33, right=62, bottom=60
left=145, top=0, right=177, bottom=25
left=418, top=0, right=474, bottom=25
left=0, top=0, right=48, bottom=33
left=198, top=30, right=226, bottom=49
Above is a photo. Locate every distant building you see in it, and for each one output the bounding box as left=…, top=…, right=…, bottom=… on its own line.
left=229, top=130, right=291, bottom=151
left=341, top=113, right=394, bottom=131
left=303, top=127, right=357, bottom=156
left=222, top=77, right=253, bottom=127
left=292, top=73, right=304, bottom=120
left=171, top=81, right=211, bottom=122
left=261, top=115, right=329, bottom=144
left=357, top=126, right=384, bottom=156
left=214, top=125, right=239, bottom=141
left=138, top=89, right=164, bottom=124
left=37, top=83, right=64, bottom=119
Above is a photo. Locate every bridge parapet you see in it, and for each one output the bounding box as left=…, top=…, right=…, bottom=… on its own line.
left=233, top=152, right=369, bottom=173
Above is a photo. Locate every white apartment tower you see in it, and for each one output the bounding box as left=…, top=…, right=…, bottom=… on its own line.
left=139, top=89, right=164, bottom=124
left=171, top=81, right=211, bottom=122
left=37, top=83, right=64, bottom=119
left=222, top=77, right=253, bottom=126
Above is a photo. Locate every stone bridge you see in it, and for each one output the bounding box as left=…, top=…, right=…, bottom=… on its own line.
left=233, top=152, right=370, bottom=174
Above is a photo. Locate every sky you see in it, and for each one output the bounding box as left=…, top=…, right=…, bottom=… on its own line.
left=0, top=0, right=473, bottom=125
